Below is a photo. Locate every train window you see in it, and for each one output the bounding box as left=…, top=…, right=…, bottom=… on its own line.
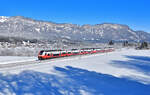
left=68, top=52, right=71, bottom=54
left=39, top=51, right=44, bottom=55
left=53, top=54, right=59, bottom=56
left=48, top=54, right=50, bottom=56
left=62, top=52, right=66, bottom=54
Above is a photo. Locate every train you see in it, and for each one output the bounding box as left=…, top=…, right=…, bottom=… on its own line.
left=38, top=47, right=114, bottom=60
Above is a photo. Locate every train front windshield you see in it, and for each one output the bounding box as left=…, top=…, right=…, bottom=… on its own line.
left=39, top=51, right=44, bottom=55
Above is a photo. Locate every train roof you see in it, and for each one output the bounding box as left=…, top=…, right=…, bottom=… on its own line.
left=40, top=50, right=63, bottom=52
left=81, top=48, right=101, bottom=50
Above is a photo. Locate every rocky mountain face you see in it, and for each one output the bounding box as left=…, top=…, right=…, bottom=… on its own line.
left=0, top=16, right=150, bottom=43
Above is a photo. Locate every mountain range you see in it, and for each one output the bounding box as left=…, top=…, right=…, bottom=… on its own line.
left=0, top=16, right=150, bottom=43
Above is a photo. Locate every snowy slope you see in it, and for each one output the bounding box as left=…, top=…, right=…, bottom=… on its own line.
left=0, top=49, right=150, bottom=95
left=0, top=16, right=150, bottom=42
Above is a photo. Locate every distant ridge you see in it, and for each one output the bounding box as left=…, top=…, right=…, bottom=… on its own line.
left=0, top=16, right=150, bottom=43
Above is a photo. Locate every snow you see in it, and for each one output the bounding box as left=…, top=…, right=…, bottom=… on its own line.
left=128, top=29, right=139, bottom=39
left=35, top=28, right=40, bottom=32
left=0, top=56, right=37, bottom=64
left=0, top=16, right=9, bottom=22
left=0, top=48, right=150, bottom=95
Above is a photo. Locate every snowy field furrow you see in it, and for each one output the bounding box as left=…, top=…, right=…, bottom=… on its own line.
left=0, top=48, right=150, bottom=95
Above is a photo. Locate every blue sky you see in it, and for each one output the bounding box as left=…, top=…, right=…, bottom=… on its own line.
left=0, top=0, right=150, bottom=32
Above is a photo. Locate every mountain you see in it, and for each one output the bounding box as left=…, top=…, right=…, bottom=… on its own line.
left=0, top=16, right=150, bottom=43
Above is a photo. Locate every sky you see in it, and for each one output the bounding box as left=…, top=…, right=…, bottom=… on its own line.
left=0, top=0, right=150, bottom=32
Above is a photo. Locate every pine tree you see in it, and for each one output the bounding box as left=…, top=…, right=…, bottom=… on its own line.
left=109, top=40, right=114, bottom=45
left=140, top=42, right=148, bottom=49
left=123, top=41, right=128, bottom=47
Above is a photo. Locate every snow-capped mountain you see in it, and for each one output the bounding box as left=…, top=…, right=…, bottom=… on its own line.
left=0, top=16, right=150, bottom=43
left=0, top=16, right=9, bottom=23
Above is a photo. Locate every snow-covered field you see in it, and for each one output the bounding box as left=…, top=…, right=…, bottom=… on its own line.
left=0, top=48, right=150, bottom=95
left=0, top=56, right=37, bottom=64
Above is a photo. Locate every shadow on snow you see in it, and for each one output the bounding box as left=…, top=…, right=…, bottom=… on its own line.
left=111, top=55, right=150, bottom=76
left=0, top=66, right=150, bottom=95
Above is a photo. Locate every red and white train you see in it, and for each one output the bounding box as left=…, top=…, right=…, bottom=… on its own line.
left=38, top=47, right=114, bottom=60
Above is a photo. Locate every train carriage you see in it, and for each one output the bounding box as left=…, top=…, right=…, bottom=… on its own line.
left=38, top=47, right=115, bottom=60
left=38, top=50, right=62, bottom=60
left=68, top=49, right=79, bottom=55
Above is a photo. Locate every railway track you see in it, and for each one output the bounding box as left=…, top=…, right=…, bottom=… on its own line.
left=0, top=50, right=114, bottom=70
left=0, top=55, right=82, bottom=69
